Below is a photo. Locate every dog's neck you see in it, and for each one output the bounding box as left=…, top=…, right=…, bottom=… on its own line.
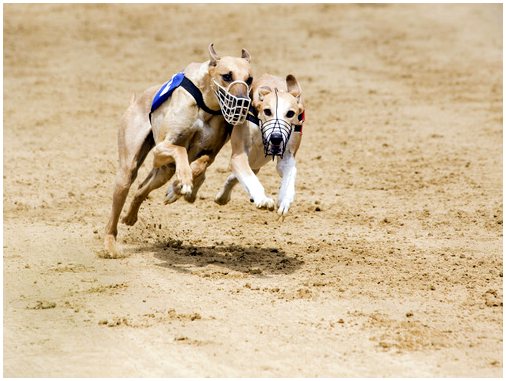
left=191, top=62, right=221, bottom=112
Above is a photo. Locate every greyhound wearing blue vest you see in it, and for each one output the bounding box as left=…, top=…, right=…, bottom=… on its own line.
left=104, top=44, right=254, bottom=258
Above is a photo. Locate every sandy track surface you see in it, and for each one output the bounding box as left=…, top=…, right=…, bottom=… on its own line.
left=3, top=4, right=502, bottom=377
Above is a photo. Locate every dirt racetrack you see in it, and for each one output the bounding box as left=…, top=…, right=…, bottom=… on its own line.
left=3, top=3, right=503, bottom=377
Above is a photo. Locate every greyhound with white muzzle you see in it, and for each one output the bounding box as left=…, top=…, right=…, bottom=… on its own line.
left=257, top=88, right=296, bottom=157
left=215, top=73, right=305, bottom=218
left=213, top=78, right=251, bottom=125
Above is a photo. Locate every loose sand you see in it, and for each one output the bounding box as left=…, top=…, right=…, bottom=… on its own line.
left=3, top=4, right=503, bottom=377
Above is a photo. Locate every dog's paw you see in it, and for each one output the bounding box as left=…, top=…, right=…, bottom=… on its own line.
left=183, top=192, right=197, bottom=203
left=277, top=200, right=291, bottom=217
left=180, top=183, right=192, bottom=196
left=102, top=235, right=123, bottom=259
left=214, top=189, right=231, bottom=205
left=175, top=166, right=193, bottom=196
left=164, top=188, right=180, bottom=204
left=165, top=180, right=193, bottom=205
left=255, top=196, right=275, bottom=211
left=121, top=213, right=138, bottom=226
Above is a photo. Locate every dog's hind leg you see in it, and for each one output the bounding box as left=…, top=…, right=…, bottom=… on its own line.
left=214, top=168, right=260, bottom=205
left=183, top=171, right=206, bottom=203
left=104, top=109, right=155, bottom=258
left=214, top=174, right=239, bottom=205
left=123, top=164, right=176, bottom=225
left=104, top=134, right=154, bottom=257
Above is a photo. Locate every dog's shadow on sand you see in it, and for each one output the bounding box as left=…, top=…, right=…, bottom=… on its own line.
left=147, top=238, right=304, bottom=276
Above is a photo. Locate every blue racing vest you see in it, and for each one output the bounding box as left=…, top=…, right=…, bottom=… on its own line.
left=150, top=72, right=185, bottom=114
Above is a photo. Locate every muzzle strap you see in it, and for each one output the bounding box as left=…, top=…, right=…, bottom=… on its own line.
left=293, top=110, right=305, bottom=133
left=246, top=104, right=260, bottom=125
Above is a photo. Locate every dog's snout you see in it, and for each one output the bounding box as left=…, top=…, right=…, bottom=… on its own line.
left=230, top=89, right=248, bottom=99
left=228, top=81, right=249, bottom=99
left=270, top=133, right=283, bottom=146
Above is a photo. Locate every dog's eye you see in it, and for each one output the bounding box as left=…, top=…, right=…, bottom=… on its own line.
left=246, top=76, right=253, bottom=86
left=286, top=110, right=295, bottom=118
left=264, top=108, right=272, bottom=117
left=221, top=72, right=233, bottom=82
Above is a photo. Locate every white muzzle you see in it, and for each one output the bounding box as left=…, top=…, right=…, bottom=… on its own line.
left=213, top=80, right=251, bottom=125
left=259, top=118, right=292, bottom=158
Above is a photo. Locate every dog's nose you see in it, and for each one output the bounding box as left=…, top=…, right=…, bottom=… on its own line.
left=270, top=133, right=283, bottom=146
left=228, top=82, right=249, bottom=99
left=236, top=94, right=248, bottom=101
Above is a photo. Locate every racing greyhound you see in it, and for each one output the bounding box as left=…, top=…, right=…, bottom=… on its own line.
left=215, top=73, right=304, bottom=218
left=104, top=44, right=253, bottom=258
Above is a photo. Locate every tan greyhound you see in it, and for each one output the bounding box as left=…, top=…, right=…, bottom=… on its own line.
left=215, top=73, right=304, bottom=218
left=104, top=44, right=253, bottom=258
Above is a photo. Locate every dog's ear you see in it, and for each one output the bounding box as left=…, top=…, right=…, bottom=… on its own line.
left=258, top=86, right=272, bottom=102
left=286, top=74, right=302, bottom=101
left=209, top=43, right=220, bottom=67
left=241, top=48, right=251, bottom=62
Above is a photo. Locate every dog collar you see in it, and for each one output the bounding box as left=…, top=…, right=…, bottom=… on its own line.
left=246, top=104, right=260, bottom=125
left=181, top=76, right=222, bottom=116
left=293, top=110, right=305, bottom=133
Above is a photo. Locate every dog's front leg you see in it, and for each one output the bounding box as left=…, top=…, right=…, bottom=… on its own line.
left=276, top=153, right=297, bottom=218
left=165, top=155, right=210, bottom=204
left=153, top=141, right=192, bottom=195
left=229, top=124, right=274, bottom=210
left=231, top=153, right=274, bottom=209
